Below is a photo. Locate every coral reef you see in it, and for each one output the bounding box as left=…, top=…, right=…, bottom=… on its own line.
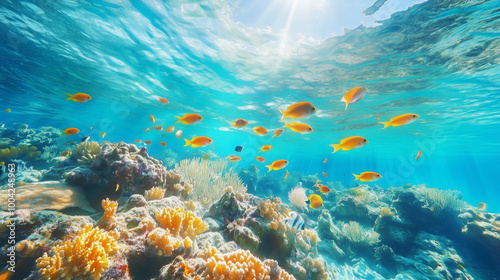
left=70, top=141, right=101, bottom=165
left=145, top=186, right=166, bottom=201
left=0, top=144, right=41, bottom=163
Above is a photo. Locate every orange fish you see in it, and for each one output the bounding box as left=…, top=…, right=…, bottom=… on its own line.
left=90, top=126, right=94, bottom=130
left=329, top=136, right=368, bottom=153
left=166, top=126, right=175, bottom=133
left=380, top=114, right=419, bottom=129
left=184, top=136, right=213, bottom=148
left=176, top=130, right=183, bottom=138
left=260, top=145, right=273, bottom=152
left=66, top=93, right=92, bottom=102
left=415, top=150, right=422, bottom=160
left=227, top=155, right=241, bottom=162
left=144, top=140, right=152, bottom=145
left=353, top=171, right=382, bottom=182
left=160, top=141, right=167, bottom=146
left=175, top=114, right=202, bottom=125
left=231, top=119, right=249, bottom=128
left=285, top=170, right=289, bottom=179
left=144, top=128, right=150, bottom=132
left=322, top=172, right=328, bottom=178
left=323, top=158, right=327, bottom=163
left=315, top=184, right=331, bottom=194
left=377, top=113, right=380, bottom=120
left=256, top=156, right=266, bottom=162
left=149, top=114, right=155, bottom=123
left=4, top=108, right=11, bottom=113
left=253, top=126, right=268, bottom=136
left=63, top=128, right=80, bottom=135
left=340, top=87, right=366, bottom=110
left=279, top=101, right=316, bottom=119
left=284, top=121, right=313, bottom=134
left=134, top=139, right=142, bottom=143
left=273, top=129, right=284, bottom=138
left=158, top=97, right=169, bottom=104
left=154, top=125, right=163, bottom=131
left=100, top=132, right=106, bottom=138
left=265, top=159, right=288, bottom=172
left=308, top=194, right=323, bottom=209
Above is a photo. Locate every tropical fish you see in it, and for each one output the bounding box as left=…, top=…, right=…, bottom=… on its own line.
left=166, top=126, right=175, bottom=133
left=478, top=202, right=486, bottom=211
left=149, top=114, right=155, bottom=123
left=227, top=155, right=241, bottom=162
left=144, top=128, right=150, bottom=132
left=175, top=114, right=203, bottom=125
left=158, top=97, right=169, bottom=104
left=329, top=136, right=368, bottom=153
left=184, top=136, right=213, bottom=148
left=307, top=194, right=324, bottom=209
left=285, top=170, right=289, bottom=179
left=144, top=140, right=152, bottom=145
left=287, top=211, right=305, bottom=230
left=273, top=129, right=284, bottom=138
left=341, top=87, right=366, bottom=110
left=231, top=119, right=249, bottom=128
left=100, top=132, right=106, bottom=138
left=323, top=158, right=327, bottom=164
left=315, top=184, right=331, bottom=194
left=60, top=151, right=70, bottom=157
left=154, top=125, right=163, bottom=131
left=253, top=126, right=268, bottom=136
left=202, top=154, right=210, bottom=160
left=353, top=171, right=382, bottom=182
left=63, top=128, right=80, bottom=135
left=256, top=156, right=265, bottom=162
left=235, top=145, right=244, bottom=152
left=176, top=130, right=183, bottom=138
left=134, top=139, right=142, bottom=143
left=90, top=126, right=93, bottom=130
left=265, top=159, right=288, bottom=172
left=380, top=114, right=419, bottom=128
left=66, top=93, right=92, bottom=102
left=160, top=141, right=167, bottom=146
left=415, top=150, right=422, bottom=160
left=322, top=172, right=328, bottom=178
left=284, top=121, right=313, bottom=134
left=116, top=184, right=120, bottom=192
left=260, top=145, right=273, bottom=152
left=377, top=113, right=380, bottom=120
left=279, top=101, right=316, bottom=119
left=4, top=108, right=11, bottom=113
left=81, top=136, right=90, bottom=142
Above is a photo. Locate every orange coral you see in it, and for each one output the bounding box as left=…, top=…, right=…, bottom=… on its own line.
left=36, top=224, right=119, bottom=280
left=147, top=228, right=192, bottom=257
left=102, top=198, right=118, bottom=221
left=154, top=207, right=208, bottom=239
left=145, top=186, right=166, bottom=201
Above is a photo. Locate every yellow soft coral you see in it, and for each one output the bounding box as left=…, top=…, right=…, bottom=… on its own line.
left=258, top=197, right=288, bottom=232
left=36, top=224, right=119, bottom=280
left=155, top=207, right=208, bottom=239
left=145, top=186, right=166, bottom=201
left=147, top=228, right=193, bottom=257
left=102, top=198, right=118, bottom=221
left=0, top=144, right=41, bottom=162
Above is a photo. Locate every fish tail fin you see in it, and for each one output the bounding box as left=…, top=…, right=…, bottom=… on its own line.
left=329, top=144, right=341, bottom=153
left=380, top=121, right=391, bottom=129
left=265, top=165, right=273, bottom=172
left=230, top=121, right=235, bottom=127
left=175, top=116, right=182, bottom=123
left=279, top=109, right=288, bottom=120
left=183, top=138, right=191, bottom=147
left=66, top=93, right=73, bottom=100
left=353, top=173, right=360, bottom=181
left=284, top=121, right=291, bottom=128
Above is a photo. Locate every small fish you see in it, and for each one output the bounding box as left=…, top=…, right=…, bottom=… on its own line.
left=100, top=132, right=106, bottom=138
left=175, top=114, right=203, bottom=125
left=184, top=136, right=213, bottom=148
left=134, top=139, right=142, bottom=143
left=4, top=108, right=11, bottom=113
left=380, top=114, right=419, bottom=129
left=377, top=113, right=380, bottom=120
left=256, top=156, right=265, bottom=162
left=430, top=206, right=435, bottom=212
left=63, top=128, right=80, bottom=135
left=166, top=126, right=175, bottom=133
left=160, top=141, right=167, bottom=146
left=202, top=154, right=210, bottom=160
left=227, top=155, right=241, bottom=162
left=231, top=119, right=249, bottom=128
left=235, top=145, right=244, bottom=152
left=90, top=126, right=93, bottom=130
left=144, top=140, right=152, bottom=145
left=154, top=125, right=163, bottom=131
left=60, top=151, right=70, bottom=157
left=284, top=121, right=313, bottom=134
left=1, top=124, right=4, bottom=128
left=273, top=129, right=284, bottom=138
left=279, top=101, right=316, bottom=119
left=149, top=114, right=156, bottom=123
left=158, top=97, right=169, bottom=104
left=307, top=194, right=324, bottom=209
left=323, top=158, right=327, bottom=164
left=341, top=87, right=366, bottom=110
left=329, top=136, right=368, bottom=153
left=415, top=150, right=422, bottom=160
left=287, top=211, right=305, bottom=230
left=66, top=93, right=92, bottom=102
left=315, top=184, right=331, bottom=194
left=322, top=172, right=328, bottom=178
left=285, top=170, right=289, bottom=179
left=265, top=159, right=289, bottom=172
left=176, top=130, right=183, bottom=138
left=144, top=128, right=150, bottom=132
left=65, top=140, right=76, bottom=146
left=353, top=171, right=382, bottom=182
left=81, top=136, right=90, bottom=142
left=478, top=202, right=486, bottom=211
left=116, top=184, right=120, bottom=191
left=260, top=145, right=273, bottom=152
left=253, top=126, right=268, bottom=136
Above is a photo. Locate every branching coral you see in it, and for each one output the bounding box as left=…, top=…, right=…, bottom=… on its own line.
left=101, top=198, right=118, bottom=221
left=147, top=228, right=193, bottom=257
left=0, top=144, right=41, bottom=162
left=36, top=224, right=119, bottom=280
left=154, top=207, right=208, bottom=239
left=71, top=141, right=101, bottom=165
left=258, top=197, right=288, bottom=232
left=145, top=186, right=166, bottom=201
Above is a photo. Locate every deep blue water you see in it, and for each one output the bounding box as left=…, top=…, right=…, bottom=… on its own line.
left=1, top=0, right=499, bottom=213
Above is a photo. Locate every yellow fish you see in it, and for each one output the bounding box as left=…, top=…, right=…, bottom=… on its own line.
left=285, top=170, right=289, bottom=179
left=231, top=119, right=248, bottom=128
left=329, top=136, right=368, bottom=153
left=116, top=184, right=120, bottom=191
left=273, top=128, right=284, bottom=138
left=265, top=159, right=289, bottom=172
left=253, top=126, right=268, bottom=136
left=100, top=132, right=106, bottom=138
left=260, top=145, right=273, bottom=152
left=380, top=114, right=419, bottom=129
left=279, top=101, right=316, bottom=119
left=66, top=93, right=92, bottom=102
left=4, top=108, right=11, bottom=113
left=149, top=114, right=155, bottom=123
left=256, top=156, right=266, bottom=162
left=284, top=121, right=313, bottom=134
left=183, top=136, right=213, bottom=148
left=341, top=87, right=366, bottom=110
left=308, top=194, right=324, bottom=209
left=175, top=114, right=203, bottom=125
left=353, top=171, right=382, bottom=182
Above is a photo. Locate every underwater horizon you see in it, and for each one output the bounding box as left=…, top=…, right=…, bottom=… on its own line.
left=1, top=0, right=499, bottom=279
